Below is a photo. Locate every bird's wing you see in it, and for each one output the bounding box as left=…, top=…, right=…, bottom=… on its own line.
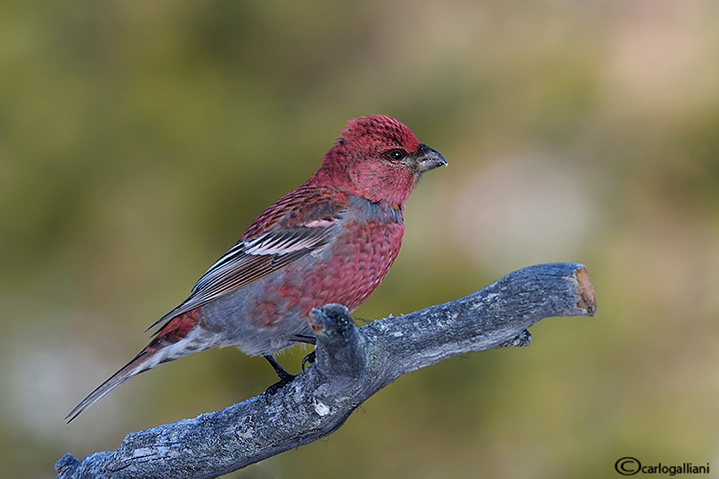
left=148, top=192, right=344, bottom=332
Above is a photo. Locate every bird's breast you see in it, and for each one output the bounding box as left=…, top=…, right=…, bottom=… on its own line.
left=307, top=198, right=405, bottom=309
left=243, top=199, right=404, bottom=329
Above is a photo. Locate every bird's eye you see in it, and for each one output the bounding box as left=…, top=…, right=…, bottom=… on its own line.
left=388, top=149, right=405, bottom=161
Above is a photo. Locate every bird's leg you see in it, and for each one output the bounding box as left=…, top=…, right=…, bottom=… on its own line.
left=263, top=355, right=295, bottom=395
left=262, top=354, right=294, bottom=385
left=292, top=334, right=317, bottom=371
left=301, top=351, right=316, bottom=371
left=263, top=334, right=318, bottom=395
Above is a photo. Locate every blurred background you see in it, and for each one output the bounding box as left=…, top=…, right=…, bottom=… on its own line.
left=2, top=1, right=718, bottom=478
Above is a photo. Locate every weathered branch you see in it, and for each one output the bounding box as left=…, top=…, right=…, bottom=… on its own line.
left=56, top=263, right=596, bottom=479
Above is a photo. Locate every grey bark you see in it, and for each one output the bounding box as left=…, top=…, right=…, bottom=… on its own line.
left=56, top=262, right=596, bottom=479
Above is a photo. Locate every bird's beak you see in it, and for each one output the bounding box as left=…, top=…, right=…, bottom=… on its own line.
left=415, top=144, right=448, bottom=173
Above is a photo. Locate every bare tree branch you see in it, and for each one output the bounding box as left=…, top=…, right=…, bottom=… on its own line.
left=56, top=262, right=596, bottom=479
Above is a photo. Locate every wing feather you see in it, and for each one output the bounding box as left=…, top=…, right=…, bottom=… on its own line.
left=147, top=204, right=342, bottom=333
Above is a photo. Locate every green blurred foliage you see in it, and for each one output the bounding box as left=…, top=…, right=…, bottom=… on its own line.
left=1, top=1, right=718, bottom=478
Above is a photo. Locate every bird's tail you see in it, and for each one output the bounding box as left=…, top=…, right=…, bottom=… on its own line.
left=65, top=348, right=158, bottom=422
left=66, top=310, right=209, bottom=422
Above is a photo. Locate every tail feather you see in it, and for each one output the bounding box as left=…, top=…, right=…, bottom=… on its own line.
left=65, top=349, right=156, bottom=423
left=66, top=310, right=209, bottom=422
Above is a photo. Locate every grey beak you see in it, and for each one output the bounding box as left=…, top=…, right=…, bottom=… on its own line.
left=416, top=144, right=448, bottom=173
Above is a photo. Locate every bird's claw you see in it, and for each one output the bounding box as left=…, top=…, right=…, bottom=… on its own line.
left=301, top=351, right=316, bottom=371
left=263, top=354, right=296, bottom=395
left=265, top=370, right=296, bottom=395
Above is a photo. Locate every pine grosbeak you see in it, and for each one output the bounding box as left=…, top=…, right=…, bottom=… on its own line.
left=67, top=115, right=446, bottom=421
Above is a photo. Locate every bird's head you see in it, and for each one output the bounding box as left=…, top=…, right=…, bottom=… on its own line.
left=314, top=115, right=447, bottom=208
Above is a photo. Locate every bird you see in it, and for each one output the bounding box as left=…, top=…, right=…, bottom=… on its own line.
left=66, top=115, right=446, bottom=422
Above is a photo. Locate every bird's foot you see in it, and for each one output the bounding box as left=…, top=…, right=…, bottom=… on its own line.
left=265, top=372, right=296, bottom=395
left=263, top=355, right=295, bottom=395
left=301, top=351, right=316, bottom=371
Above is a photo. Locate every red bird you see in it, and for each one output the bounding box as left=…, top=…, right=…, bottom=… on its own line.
left=67, top=115, right=446, bottom=421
